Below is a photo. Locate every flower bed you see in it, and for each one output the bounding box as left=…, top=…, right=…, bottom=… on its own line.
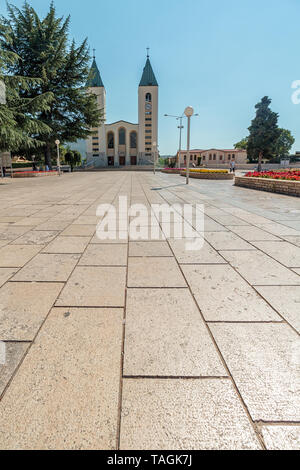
left=12, top=170, right=59, bottom=178
left=245, top=170, right=300, bottom=181
left=180, top=168, right=233, bottom=180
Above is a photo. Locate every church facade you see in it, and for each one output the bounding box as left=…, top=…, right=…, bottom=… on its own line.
left=85, top=54, right=158, bottom=167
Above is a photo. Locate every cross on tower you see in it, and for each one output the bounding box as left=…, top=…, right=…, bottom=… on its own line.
left=93, top=48, right=96, bottom=59
left=146, top=47, right=150, bottom=58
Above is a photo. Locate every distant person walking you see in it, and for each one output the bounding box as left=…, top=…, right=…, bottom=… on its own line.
left=230, top=160, right=236, bottom=173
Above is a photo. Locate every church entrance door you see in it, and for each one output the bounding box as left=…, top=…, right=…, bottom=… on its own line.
left=119, top=156, right=125, bottom=166
left=130, top=156, right=137, bottom=166
left=107, top=157, right=114, bottom=167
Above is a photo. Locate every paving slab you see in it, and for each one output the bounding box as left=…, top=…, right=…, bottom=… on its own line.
left=256, top=223, right=300, bottom=237
left=203, top=216, right=228, bottom=232
left=169, top=239, right=225, bottom=264
left=91, top=231, right=129, bottom=244
left=182, top=265, right=281, bottom=322
left=42, top=236, right=90, bottom=254
left=0, top=268, right=17, bottom=288
left=226, top=225, right=281, bottom=242
left=129, top=227, right=166, bottom=241
left=11, top=230, right=59, bottom=245
left=0, top=308, right=123, bottom=450
left=0, top=217, right=25, bottom=224
left=157, top=222, right=185, bottom=239
left=221, top=208, right=273, bottom=225
left=0, top=245, right=42, bottom=268
left=284, top=236, right=300, bottom=248
left=79, top=244, right=127, bottom=266
left=210, top=323, right=300, bottom=421
left=60, top=225, right=96, bottom=237
left=252, top=241, right=300, bottom=268
left=35, top=220, right=71, bottom=231
left=204, top=231, right=255, bottom=251
left=0, top=342, right=29, bottom=396
left=0, top=282, right=63, bottom=340
left=0, top=226, right=32, bottom=241
left=56, top=266, right=126, bottom=307
left=255, top=286, right=300, bottom=333
left=13, top=217, right=48, bottom=226
left=73, top=215, right=100, bottom=225
left=128, top=257, right=186, bottom=288
left=278, top=220, right=300, bottom=231
left=220, top=250, right=300, bottom=286
left=261, top=426, right=300, bottom=450
left=124, top=289, right=225, bottom=376
left=120, top=379, right=261, bottom=450
left=12, top=253, right=80, bottom=282
left=128, top=241, right=172, bottom=257
left=207, top=214, right=251, bottom=226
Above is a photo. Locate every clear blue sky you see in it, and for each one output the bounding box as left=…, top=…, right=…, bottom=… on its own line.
left=1, top=0, right=299, bottom=154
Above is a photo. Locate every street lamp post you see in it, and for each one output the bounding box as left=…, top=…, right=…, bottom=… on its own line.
left=177, top=117, right=184, bottom=169
left=55, top=140, right=61, bottom=176
left=184, top=107, right=194, bottom=185
left=164, top=114, right=184, bottom=168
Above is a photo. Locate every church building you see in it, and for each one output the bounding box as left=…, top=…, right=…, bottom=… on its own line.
left=85, top=52, right=158, bottom=167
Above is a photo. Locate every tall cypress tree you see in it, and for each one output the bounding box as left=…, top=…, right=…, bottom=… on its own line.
left=0, top=22, right=53, bottom=152
left=1, top=2, right=102, bottom=167
left=247, top=96, right=281, bottom=171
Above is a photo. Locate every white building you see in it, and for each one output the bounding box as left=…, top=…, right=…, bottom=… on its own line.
left=85, top=53, right=159, bottom=167
left=177, top=148, right=248, bottom=167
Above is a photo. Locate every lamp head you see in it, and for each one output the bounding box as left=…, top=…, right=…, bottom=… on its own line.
left=184, top=106, right=194, bottom=117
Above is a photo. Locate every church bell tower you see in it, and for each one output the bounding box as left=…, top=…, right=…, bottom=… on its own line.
left=86, top=51, right=106, bottom=163
left=138, top=50, right=158, bottom=164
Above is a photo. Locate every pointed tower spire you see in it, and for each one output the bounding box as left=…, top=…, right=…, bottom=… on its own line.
left=86, top=53, right=104, bottom=88
left=139, top=50, right=158, bottom=87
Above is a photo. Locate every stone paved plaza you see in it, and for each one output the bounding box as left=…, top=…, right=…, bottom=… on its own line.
left=0, top=171, right=299, bottom=450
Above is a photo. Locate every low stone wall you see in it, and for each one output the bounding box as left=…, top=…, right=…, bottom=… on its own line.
left=161, top=169, right=182, bottom=174
left=180, top=171, right=234, bottom=180
left=235, top=176, right=300, bottom=197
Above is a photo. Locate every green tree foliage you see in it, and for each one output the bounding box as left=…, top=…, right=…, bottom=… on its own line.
left=234, top=137, right=248, bottom=150
left=0, top=23, right=53, bottom=152
left=275, top=129, right=295, bottom=159
left=247, top=96, right=281, bottom=170
left=1, top=1, right=102, bottom=167
left=64, top=149, right=81, bottom=170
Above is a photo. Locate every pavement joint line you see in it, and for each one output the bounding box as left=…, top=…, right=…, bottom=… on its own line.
left=141, top=173, right=267, bottom=450
left=122, top=376, right=230, bottom=380
left=206, top=321, right=285, bottom=324
left=1, top=340, right=32, bottom=344
left=255, top=421, right=300, bottom=426
left=126, top=286, right=188, bottom=289
left=116, top=174, right=132, bottom=451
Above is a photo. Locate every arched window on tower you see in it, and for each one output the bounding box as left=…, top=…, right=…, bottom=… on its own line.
left=145, top=93, right=152, bottom=102
left=130, top=131, right=137, bottom=149
left=119, top=128, right=126, bottom=145
left=107, top=132, right=114, bottom=149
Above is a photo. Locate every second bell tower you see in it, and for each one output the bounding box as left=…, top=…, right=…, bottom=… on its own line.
left=138, top=51, right=159, bottom=164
